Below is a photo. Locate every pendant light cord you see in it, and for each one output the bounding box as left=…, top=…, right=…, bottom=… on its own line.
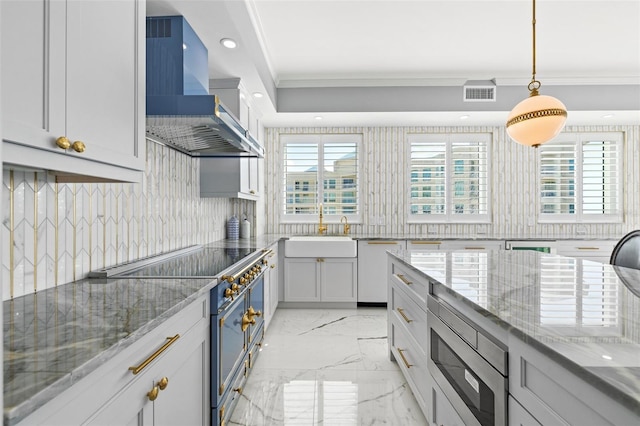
left=529, top=0, right=541, bottom=95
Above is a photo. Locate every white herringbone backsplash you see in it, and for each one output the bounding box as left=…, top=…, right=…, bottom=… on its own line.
left=2, top=139, right=254, bottom=300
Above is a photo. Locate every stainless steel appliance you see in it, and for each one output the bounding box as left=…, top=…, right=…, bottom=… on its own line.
left=427, top=292, right=508, bottom=426
left=91, top=244, right=271, bottom=426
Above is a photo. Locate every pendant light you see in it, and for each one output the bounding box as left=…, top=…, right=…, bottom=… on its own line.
left=506, top=0, right=567, bottom=148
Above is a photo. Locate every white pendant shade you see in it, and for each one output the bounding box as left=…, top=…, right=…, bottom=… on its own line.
left=506, top=94, right=567, bottom=147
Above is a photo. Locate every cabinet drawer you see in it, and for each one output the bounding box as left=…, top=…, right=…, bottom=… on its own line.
left=389, top=319, right=429, bottom=409
left=389, top=261, right=428, bottom=306
left=390, top=282, right=428, bottom=353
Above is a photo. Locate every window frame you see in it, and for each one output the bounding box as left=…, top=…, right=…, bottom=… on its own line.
left=537, top=132, right=623, bottom=224
left=407, top=132, right=492, bottom=224
left=280, top=133, right=362, bottom=224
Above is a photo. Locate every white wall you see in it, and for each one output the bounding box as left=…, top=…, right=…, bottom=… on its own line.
left=263, top=125, right=640, bottom=239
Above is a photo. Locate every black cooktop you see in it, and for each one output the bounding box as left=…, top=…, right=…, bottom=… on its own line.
left=115, top=246, right=258, bottom=278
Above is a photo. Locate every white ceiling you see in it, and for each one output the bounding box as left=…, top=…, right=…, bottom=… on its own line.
left=147, top=0, right=640, bottom=127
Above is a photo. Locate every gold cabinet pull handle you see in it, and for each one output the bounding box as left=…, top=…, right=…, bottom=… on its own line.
left=247, top=306, right=262, bottom=318
left=147, top=386, right=159, bottom=401
left=411, top=241, right=441, bottom=245
left=397, top=308, right=413, bottom=323
left=577, top=247, right=600, bottom=250
left=397, top=348, right=413, bottom=368
left=158, top=377, right=169, bottom=390
left=129, top=334, right=180, bottom=375
left=71, top=141, right=86, bottom=152
left=241, top=313, right=255, bottom=332
left=396, top=274, right=412, bottom=285
left=367, top=241, right=398, bottom=245
left=56, top=136, right=71, bottom=149
left=464, top=247, right=485, bottom=250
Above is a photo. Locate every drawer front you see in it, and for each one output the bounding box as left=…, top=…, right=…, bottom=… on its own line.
left=390, top=282, right=428, bottom=353
left=215, top=356, right=249, bottom=426
left=390, top=261, right=428, bottom=306
left=389, top=318, right=429, bottom=409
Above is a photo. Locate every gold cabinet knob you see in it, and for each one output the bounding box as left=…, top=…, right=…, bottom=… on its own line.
left=147, top=386, right=159, bottom=401
left=71, top=141, right=86, bottom=152
left=233, top=387, right=243, bottom=394
left=241, top=313, right=256, bottom=332
left=158, top=377, right=169, bottom=390
left=56, top=136, right=71, bottom=149
left=247, top=306, right=262, bottom=318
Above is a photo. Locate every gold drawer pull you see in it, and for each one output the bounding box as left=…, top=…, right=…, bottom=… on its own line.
left=129, top=334, right=180, bottom=375
left=397, top=274, right=412, bottom=285
left=367, top=241, right=398, bottom=245
left=577, top=247, right=600, bottom=250
left=411, top=241, right=441, bottom=245
left=397, top=307, right=413, bottom=323
left=397, top=348, right=413, bottom=368
left=464, top=247, right=485, bottom=250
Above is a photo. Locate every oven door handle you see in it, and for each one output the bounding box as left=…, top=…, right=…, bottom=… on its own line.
left=221, top=249, right=273, bottom=283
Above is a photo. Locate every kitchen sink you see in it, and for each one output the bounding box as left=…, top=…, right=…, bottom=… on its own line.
left=285, top=236, right=357, bottom=258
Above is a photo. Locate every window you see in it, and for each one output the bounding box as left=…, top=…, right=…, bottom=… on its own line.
left=408, top=133, right=491, bottom=222
left=539, top=132, right=622, bottom=223
left=282, top=134, right=361, bottom=221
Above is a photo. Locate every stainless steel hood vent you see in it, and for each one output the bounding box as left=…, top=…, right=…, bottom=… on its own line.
left=146, top=16, right=264, bottom=157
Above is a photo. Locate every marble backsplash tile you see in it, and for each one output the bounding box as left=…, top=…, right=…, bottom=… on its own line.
left=2, top=139, right=254, bottom=300
left=263, top=125, right=640, bottom=239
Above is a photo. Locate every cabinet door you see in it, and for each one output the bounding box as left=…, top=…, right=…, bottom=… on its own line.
left=509, top=395, right=541, bottom=426
left=153, top=337, right=207, bottom=426
left=284, top=258, right=320, bottom=302
left=431, top=382, right=465, bottom=426
left=357, top=240, right=405, bottom=303
left=321, top=258, right=357, bottom=302
left=1, top=0, right=66, bottom=148
left=65, top=0, right=144, bottom=171
left=264, top=246, right=278, bottom=329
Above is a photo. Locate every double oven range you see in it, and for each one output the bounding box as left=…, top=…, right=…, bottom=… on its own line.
left=93, top=244, right=271, bottom=425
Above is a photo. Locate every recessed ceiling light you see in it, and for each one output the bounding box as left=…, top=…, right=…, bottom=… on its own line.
left=460, top=115, right=470, bottom=120
left=314, top=116, right=323, bottom=120
left=602, top=113, right=614, bottom=118
left=252, top=92, right=263, bottom=98
left=220, top=38, right=237, bottom=49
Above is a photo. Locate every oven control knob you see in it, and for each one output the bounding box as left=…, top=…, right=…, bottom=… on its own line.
left=224, top=288, right=235, bottom=299
left=231, top=283, right=239, bottom=292
left=244, top=273, right=251, bottom=282
left=262, top=259, right=268, bottom=265
left=240, top=276, right=247, bottom=285
left=257, top=265, right=262, bottom=272
left=252, top=267, right=258, bottom=273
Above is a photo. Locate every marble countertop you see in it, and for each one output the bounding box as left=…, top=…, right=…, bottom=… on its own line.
left=3, top=276, right=217, bottom=425
left=389, top=249, right=640, bottom=415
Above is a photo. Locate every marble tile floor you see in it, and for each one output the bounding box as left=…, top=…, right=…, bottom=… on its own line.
left=229, top=307, right=428, bottom=425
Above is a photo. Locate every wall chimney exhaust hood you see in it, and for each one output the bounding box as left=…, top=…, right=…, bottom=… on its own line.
left=146, top=16, right=264, bottom=158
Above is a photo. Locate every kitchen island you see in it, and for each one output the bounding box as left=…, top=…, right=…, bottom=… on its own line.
left=388, top=249, right=640, bottom=425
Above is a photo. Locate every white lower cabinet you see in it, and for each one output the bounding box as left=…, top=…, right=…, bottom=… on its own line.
left=508, top=395, right=541, bottom=426
left=284, top=257, right=357, bottom=303
left=555, top=240, right=617, bottom=262
left=263, top=242, right=279, bottom=330
left=17, top=295, right=209, bottom=426
left=357, top=240, right=406, bottom=303
left=431, top=381, right=465, bottom=426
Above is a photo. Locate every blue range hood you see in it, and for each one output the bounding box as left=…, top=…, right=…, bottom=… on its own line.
left=146, top=16, right=264, bottom=158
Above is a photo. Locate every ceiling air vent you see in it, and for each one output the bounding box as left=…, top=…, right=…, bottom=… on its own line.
left=463, top=80, right=497, bottom=102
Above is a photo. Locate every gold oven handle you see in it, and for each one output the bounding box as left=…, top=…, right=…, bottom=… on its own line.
left=128, top=334, right=180, bottom=375
left=221, top=249, right=272, bottom=283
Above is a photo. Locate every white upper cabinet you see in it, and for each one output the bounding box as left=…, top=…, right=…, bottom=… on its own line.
left=1, top=0, right=145, bottom=182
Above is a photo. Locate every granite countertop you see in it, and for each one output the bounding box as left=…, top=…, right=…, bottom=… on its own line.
left=390, top=249, right=640, bottom=415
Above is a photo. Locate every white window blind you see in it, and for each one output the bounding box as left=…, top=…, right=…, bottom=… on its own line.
left=282, top=134, right=360, bottom=221
left=408, top=133, right=490, bottom=223
left=539, top=132, right=622, bottom=223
